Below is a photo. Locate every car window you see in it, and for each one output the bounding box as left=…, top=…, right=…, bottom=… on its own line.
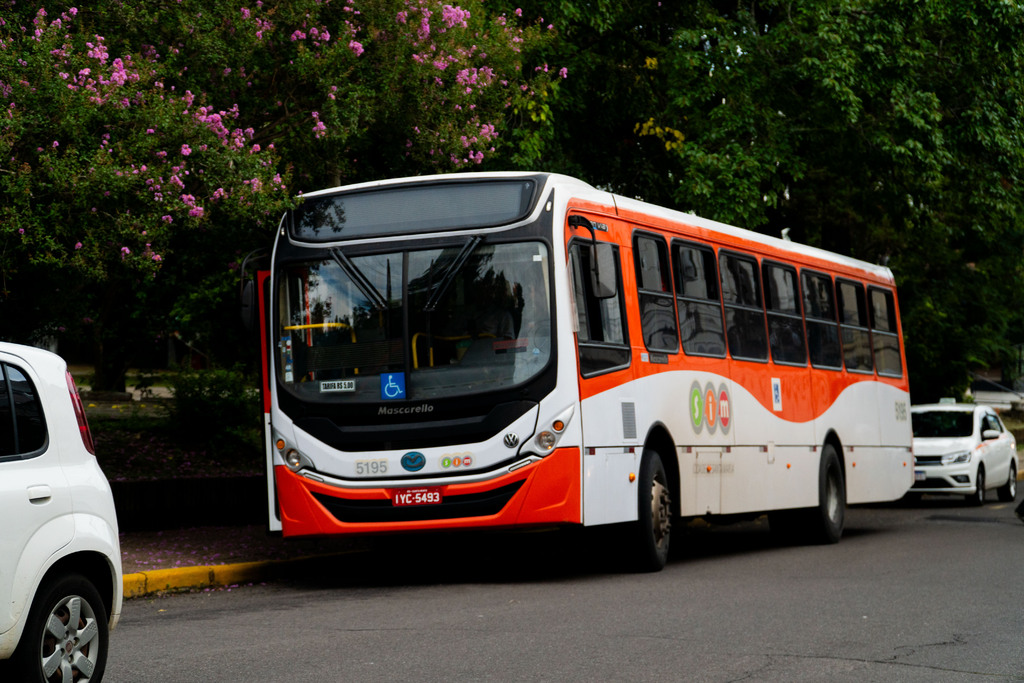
left=0, top=362, right=48, bottom=458
left=982, top=413, right=1003, bottom=433
left=911, top=410, right=974, bottom=438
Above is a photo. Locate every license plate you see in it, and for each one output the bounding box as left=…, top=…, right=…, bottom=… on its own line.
left=914, top=470, right=926, bottom=482
left=392, top=487, right=442, bottom=507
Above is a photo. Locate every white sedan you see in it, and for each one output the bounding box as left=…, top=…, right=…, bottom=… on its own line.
left=910, top=403, right=1018, bottom=505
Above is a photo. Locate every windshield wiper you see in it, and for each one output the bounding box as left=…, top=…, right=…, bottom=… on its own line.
left=424, top=236, right=481, bottom=312
left=330, top=249, right=388, bottom=310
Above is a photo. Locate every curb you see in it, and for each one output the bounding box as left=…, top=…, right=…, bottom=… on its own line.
left=122, top=551, right=359, bottom=598
left=123, top=560, right=275, bottom=598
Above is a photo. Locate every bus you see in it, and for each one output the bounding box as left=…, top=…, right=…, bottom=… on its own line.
left=246, top=171, right=913, bottom=571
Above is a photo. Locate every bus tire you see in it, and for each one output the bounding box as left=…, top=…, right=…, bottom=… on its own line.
left=631, top=449, right=672, bottom=572
left=770, top=444, right=844, bottom=545
left=811, top=444, right=845, bottom=544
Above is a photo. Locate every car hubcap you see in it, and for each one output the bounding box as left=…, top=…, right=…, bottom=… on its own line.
left=41, top=595, right=100, bottom=681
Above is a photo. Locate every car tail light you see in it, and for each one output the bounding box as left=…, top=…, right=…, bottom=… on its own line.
left=66, top=371, right=96, bottom=454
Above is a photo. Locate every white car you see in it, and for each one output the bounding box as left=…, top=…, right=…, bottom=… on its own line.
left=0, top=342, right=122, bottom=681
left=910, top=403, right=1018, bottom=505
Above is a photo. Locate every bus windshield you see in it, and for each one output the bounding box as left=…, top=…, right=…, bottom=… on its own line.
left=276, top=240, right=551, bottom=402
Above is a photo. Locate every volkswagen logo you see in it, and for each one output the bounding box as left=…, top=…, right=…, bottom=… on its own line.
left=503, top=433, right=520, bottom=449
left=400, top=451, right=426, bottom=472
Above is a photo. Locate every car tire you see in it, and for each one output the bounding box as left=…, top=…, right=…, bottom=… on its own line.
left=630, top=449, right=672, bottom=572
left=10, top=573, right=109, bottom=683
left=968, top=466, right=986, bottom=506
left=997, top=462, right=1017, bottom=503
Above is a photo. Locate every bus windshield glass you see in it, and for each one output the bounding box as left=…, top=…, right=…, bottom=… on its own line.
left=276, top=240, right=551, bottom=402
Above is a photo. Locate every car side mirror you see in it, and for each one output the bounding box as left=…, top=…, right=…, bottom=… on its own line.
left=981, top=428, right=1001, bottom=441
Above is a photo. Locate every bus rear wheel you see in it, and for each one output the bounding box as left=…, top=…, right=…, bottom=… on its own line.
left=770, top=444, right=845, bottom=544
left=631, top=449, right=672, bottom=572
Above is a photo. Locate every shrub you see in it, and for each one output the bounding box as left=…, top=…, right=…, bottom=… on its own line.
left=169, top=365, right=262, bottom=454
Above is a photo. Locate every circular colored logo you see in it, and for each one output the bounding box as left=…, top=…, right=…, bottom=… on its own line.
left=704, top=382, right=718, bottom=434
left=400, top=451, right=426, bottom=472
left=718, top=384, right=731, bottom=434
left=689, top=381, right=704, bottom=434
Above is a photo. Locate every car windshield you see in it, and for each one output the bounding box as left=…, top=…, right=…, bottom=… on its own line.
left=912, top=410, right=974, bottom=438
left=276, top=240, right=551, bottom=401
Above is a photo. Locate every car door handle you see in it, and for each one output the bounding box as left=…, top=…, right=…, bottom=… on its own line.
left=27, top=485, right=52, bottom=503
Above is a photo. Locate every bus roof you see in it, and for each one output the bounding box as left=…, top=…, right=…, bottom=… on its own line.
left=298, top=171, right=894, bottom=283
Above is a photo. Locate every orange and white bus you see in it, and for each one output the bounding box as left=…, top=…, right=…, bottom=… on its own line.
left=249, top=172, right=912, bottom=570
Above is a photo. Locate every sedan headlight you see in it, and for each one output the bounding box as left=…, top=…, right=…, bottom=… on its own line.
left=941, top=450, right=972, bottom=465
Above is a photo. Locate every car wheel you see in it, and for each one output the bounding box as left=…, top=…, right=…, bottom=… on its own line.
left=631, top=449, right=672, bottom=572
left=10, top=573, right=109, bottom=683
left=997, top=462, right=1017, bottom=502
left=968, top=466, right=986, bottom=506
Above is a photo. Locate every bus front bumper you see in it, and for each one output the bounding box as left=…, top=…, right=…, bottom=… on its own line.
left=274, top=447, right=581, bottom=537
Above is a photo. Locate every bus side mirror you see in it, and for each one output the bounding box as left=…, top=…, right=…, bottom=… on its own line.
left=591, top=242, right=618, bottom=299
left=240, top=279, right=257, bottom=333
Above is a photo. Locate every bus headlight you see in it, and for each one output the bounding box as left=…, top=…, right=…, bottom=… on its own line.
left=285, top=449, right=302, bottom=469
left=535, top=431, right=557, bottom=451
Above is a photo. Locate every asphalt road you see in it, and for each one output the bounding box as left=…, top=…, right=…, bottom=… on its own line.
left=106, top=497, right=1024, bottom=682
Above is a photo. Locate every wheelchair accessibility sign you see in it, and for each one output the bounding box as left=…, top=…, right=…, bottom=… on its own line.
left=381, top=372, right=406, bottom=400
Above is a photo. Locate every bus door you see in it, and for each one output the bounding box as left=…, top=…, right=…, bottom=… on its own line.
left=567, top=218, right=637, bottom=526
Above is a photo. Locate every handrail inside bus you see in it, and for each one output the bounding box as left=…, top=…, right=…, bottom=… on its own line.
left=411, top=332, right=472, bottom=369
left=283, top=323, right=357, bottom=343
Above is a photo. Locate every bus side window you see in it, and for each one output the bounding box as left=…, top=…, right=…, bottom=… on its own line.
left=633, top=232, right=679, bottom=354
left=837, top=279, right=873, bottom=373
left=719, top=251, right=768, bottom=361
left=869, top=287, right=903, bottom=377
left=801, top=270, right=842, bottom=369
left=569, top=240, right=631, bottom=376
left=763, top=261, right=807, bottom=365
left=673, top=241, right=726, bottom=357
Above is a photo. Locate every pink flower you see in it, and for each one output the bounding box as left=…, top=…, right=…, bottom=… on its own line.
left=349, top=40, right=364, bottom=57
left=181, top=144, right=192, bottom=156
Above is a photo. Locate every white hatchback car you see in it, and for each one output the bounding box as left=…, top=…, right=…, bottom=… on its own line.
left=0, top=342, right=122, bottom=681
left=910, top=403, right=1018, bottom=505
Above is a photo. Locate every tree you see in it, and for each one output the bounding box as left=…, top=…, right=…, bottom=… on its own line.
left=660, top=0, right=1024, bottom=401
left=511, top=0, right=1024, bottom=400
left=0, top=1, right=563, bottom=389
left=0, top=7, right=292, bottom=389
